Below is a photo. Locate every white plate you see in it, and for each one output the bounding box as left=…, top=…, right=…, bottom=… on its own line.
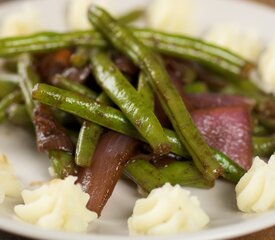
left=0, top=0, right=275, bottom=239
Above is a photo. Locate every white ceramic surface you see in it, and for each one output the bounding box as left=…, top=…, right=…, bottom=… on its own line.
left=0, top=0, right=275, bottom=239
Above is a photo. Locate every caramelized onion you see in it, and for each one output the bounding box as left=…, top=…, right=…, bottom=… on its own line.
left=33, top=104, right=74, bottom=153
left=111, top=52, right=139, bottom=76
left=35, top=49, right=72, bottom=84
left=77, top=131, right=139, bottom=215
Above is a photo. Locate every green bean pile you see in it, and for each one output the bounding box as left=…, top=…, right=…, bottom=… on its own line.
left=0, top=5, right=274, bottom=213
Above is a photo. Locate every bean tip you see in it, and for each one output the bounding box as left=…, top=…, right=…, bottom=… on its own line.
left=88, top=4, right=102, bottom=15
left=31, top=83, right=40, bottom=99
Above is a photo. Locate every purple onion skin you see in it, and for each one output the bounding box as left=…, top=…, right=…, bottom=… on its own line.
left=77, top=131, right=139, bottom=215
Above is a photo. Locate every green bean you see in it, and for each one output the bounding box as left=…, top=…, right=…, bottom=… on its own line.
left=137, top=72, right=154, bottom=109
left=88, top=6, right=222, bottom=181
left=53, top=75, right=98, bottom=126
left=0, top=15, right=138, bottom=49
left=0, top=90, right=22, bottom=122
left=0, top=31, right=103, bottom=56
left=1, top=57, right=20, bottom=72
left=17, top=60, right=39, bottom=120
left=159, top=161, right=214, bottom=188
left=222, top=79, right=275, bottom=118
left=77, top=92, right=112, bottom=165
left=6, top=104, right=32, bottom=128
left=117, top=9, right=144, bottom=25
left=124, top=159, right=213, bottom=192
left=53, top=75, right=98, bottom=99
left=253, top=136, right=275, bottom=157
left=32, top=83, right=245, bottom=183
left=253, top=124, right=270, bottom=136
left=124, top=159, right=169, bottom=192
left=137, top=72, right=187, bottom=158
left=0, top=30, right=252, bottom=78
left=75, top=121, right=104, bottom=167
left=0, top=9, right=141, bottom=51
left=96, top=92, right=113, bottom=106
left=184, top=82, right=208, bottom=94
left=91, top=50, right=170, bottom=155
left=0, top=73, right=20, bottom=99
left=16, top=60, right=38, bottom=116
left=0, top=82, right=17, bottom=100
left=75, top=93, right=112, bottom=168
left=75, top=93, right=107, bottom=168
left=48, top=150, right=78, bottom=178
left=252, top=116, right=271, bottom=136
left=135, top=28, right=254, bottom=78
left=258, top=116, right=275, bottom=131
left=18, top=60, right=77, bottom=178
left=212, top=150, right=245, bottom=184
left=128, top=75, right=164, bottom=189
left=0, top=72, right=20, bottom=83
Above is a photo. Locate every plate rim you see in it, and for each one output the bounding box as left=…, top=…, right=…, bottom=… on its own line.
left=0, top=207, right=275, bottom=240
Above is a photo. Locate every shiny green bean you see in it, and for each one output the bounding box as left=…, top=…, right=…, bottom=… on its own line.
left=124, top=159, right=213, bottom=192
left=253, top=135, right=275, bottom=157
left=91, top=50, right=170, bottom=155
left=137, top=72, right=154, bottom=110
left=0, top=30, right=252, bottom=78
left=17, top=60, right=39, bottom=120
left=75, top=92, right=110, bottom=167
left=212, top=149, right=245, bottom=183
left=0, top=90, right=22, bottom=123
left=48, top=150, right=78, bottom=178
left=75, top=121, right=104, bottom=167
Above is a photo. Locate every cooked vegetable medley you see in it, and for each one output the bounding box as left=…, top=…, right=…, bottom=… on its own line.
left=0, top=1, right=275, bottom=235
